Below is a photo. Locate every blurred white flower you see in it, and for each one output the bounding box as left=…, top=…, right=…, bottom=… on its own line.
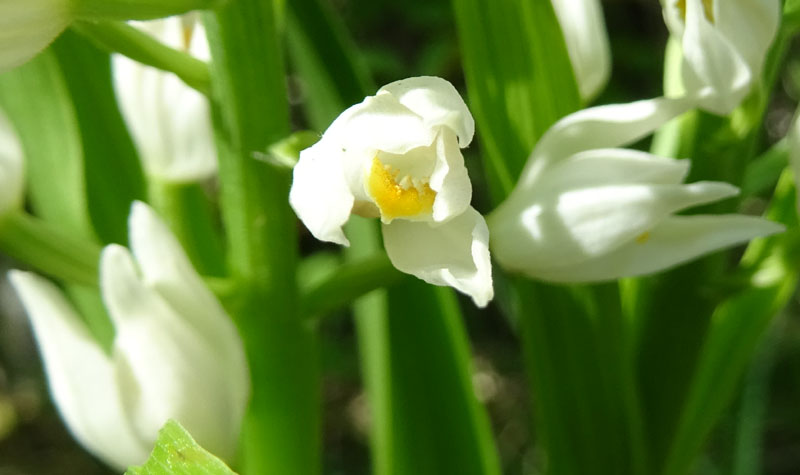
left=9, top=202, right=249, bottom=470
left=0, top=109, right=23, bottom=217
left=112, top=15, right=217, bottom=183
left=0, top=0, right=71, bottom=73
left=551, top=0, right=611, bottom=102
left=489, top=97, right=784, bottom=282
left=660, top=0, right=780, bottom=115
left=289, top=76, right=493, bottom=307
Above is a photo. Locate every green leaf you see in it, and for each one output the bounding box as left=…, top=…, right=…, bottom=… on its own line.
left=0, top=48, right=92, bottom=237
left=451, top=0, right=580, bottom=204
left=661, top=170, right=800, bottom=475
left=51, top=30, right=147, bottom=245
left=515, top=280, right=647, bottom=475
left=125, top=420, right=237, bottom=475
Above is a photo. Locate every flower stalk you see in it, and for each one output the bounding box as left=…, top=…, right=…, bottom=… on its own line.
left=203, top=0, right=321, bottom=472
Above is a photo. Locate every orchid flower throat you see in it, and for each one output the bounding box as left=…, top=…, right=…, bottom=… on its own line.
left=676, top=0, right=715, bottom=23
left=367, top=156, right=437, bottom=221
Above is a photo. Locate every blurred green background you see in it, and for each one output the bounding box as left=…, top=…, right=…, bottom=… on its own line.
left=2, top=0, right=800, bottom=473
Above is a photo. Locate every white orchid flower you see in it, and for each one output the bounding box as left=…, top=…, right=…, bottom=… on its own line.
left=488, top=97, right=784, bottom=282
left=551, top=0, right=611, bottom=102
left=112, top=15, right=217, bottom=183
left=660, top=0, right=780, bottom=115
left=289, top=76, right=493, bottom=307
left=0, top=0, right=71, bottom=74
left=9, top=202, right=249, bottom=470
left=0, top=109, right=24, bottom=217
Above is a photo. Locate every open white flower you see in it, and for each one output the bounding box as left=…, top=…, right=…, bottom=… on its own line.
left=551, top=0, right=611, bottom=102
left=0, top=109, right=24, bottom=217
left=9, top=202, right=249, bottom=470
left=289, top=76, right=493, bottom=307
left=112, top=15, right=217, bottom=183
left=660, top=0, right=780, bottom=115
left=489, top=97, right=784, bottom=282
left=0, top=0, right=71, bottom=74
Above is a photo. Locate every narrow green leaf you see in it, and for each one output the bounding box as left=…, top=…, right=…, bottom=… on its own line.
left=125, top=420, right=237, bottom=475
left=515, top=280, right=647, bottom=475
left=0, top=211, right=100, bottom=287
left=662, top=170, right=800, bottom=475
left=0, top=49, right=92, bottom=237
left=451, top=0, right=580, bottom=203
left=51, top=30, right=147, bottom=245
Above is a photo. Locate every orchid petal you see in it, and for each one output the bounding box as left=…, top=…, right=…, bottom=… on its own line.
left=8, top=271, right=149, bottom=470
left=340, top=93, right=437, bottom=154
left=379, top=76, right=475, bottom=147
left=126, top=202, right=250, bottom=422
left=551, top=0, right=611, bottom=101
left=382, top=207, right=493, bottom=307
left=429, top=128, right=472, bottom=222
left=101, top=245, right=242, bottom=462
left=681, top=0, right=751, bottom=115
left=716, top=0, right=779, bottom=78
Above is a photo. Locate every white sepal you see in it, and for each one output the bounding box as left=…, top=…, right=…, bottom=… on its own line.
left=0, top=0, right=71, bottom=73
left=551, top=0, right=611, bottom=102
left=528, top=215, right=784, bottom=282
left=9, top=202, right=249, bottom=469
left=8, top=271, right=150, bottom=471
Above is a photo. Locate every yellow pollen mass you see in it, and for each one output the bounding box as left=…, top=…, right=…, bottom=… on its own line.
left=675, top=0, right=715, bottom=23
left=635, top=231, right=651, bottom=244
left=367, top=157, right=436, bottom=221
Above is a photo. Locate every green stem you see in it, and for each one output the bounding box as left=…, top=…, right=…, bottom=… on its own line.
left=0, top=211, right=100, bottom=287
left=71, top=0, right=227, bottom=21
left=202, top=0, right=320, bottom=472
left=148, top=179, right=226, bottom=277
left=300, top=253, right=403, bottom=318
left=72, top=20, right=211, bottom=95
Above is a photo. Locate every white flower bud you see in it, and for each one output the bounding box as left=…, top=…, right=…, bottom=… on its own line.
left=9, top=202, right=249, bottom=470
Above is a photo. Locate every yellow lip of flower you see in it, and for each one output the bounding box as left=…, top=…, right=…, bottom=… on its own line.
left=675, top=0, right=715, bottom=23
left=367, top=157, right=437, bottom=222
